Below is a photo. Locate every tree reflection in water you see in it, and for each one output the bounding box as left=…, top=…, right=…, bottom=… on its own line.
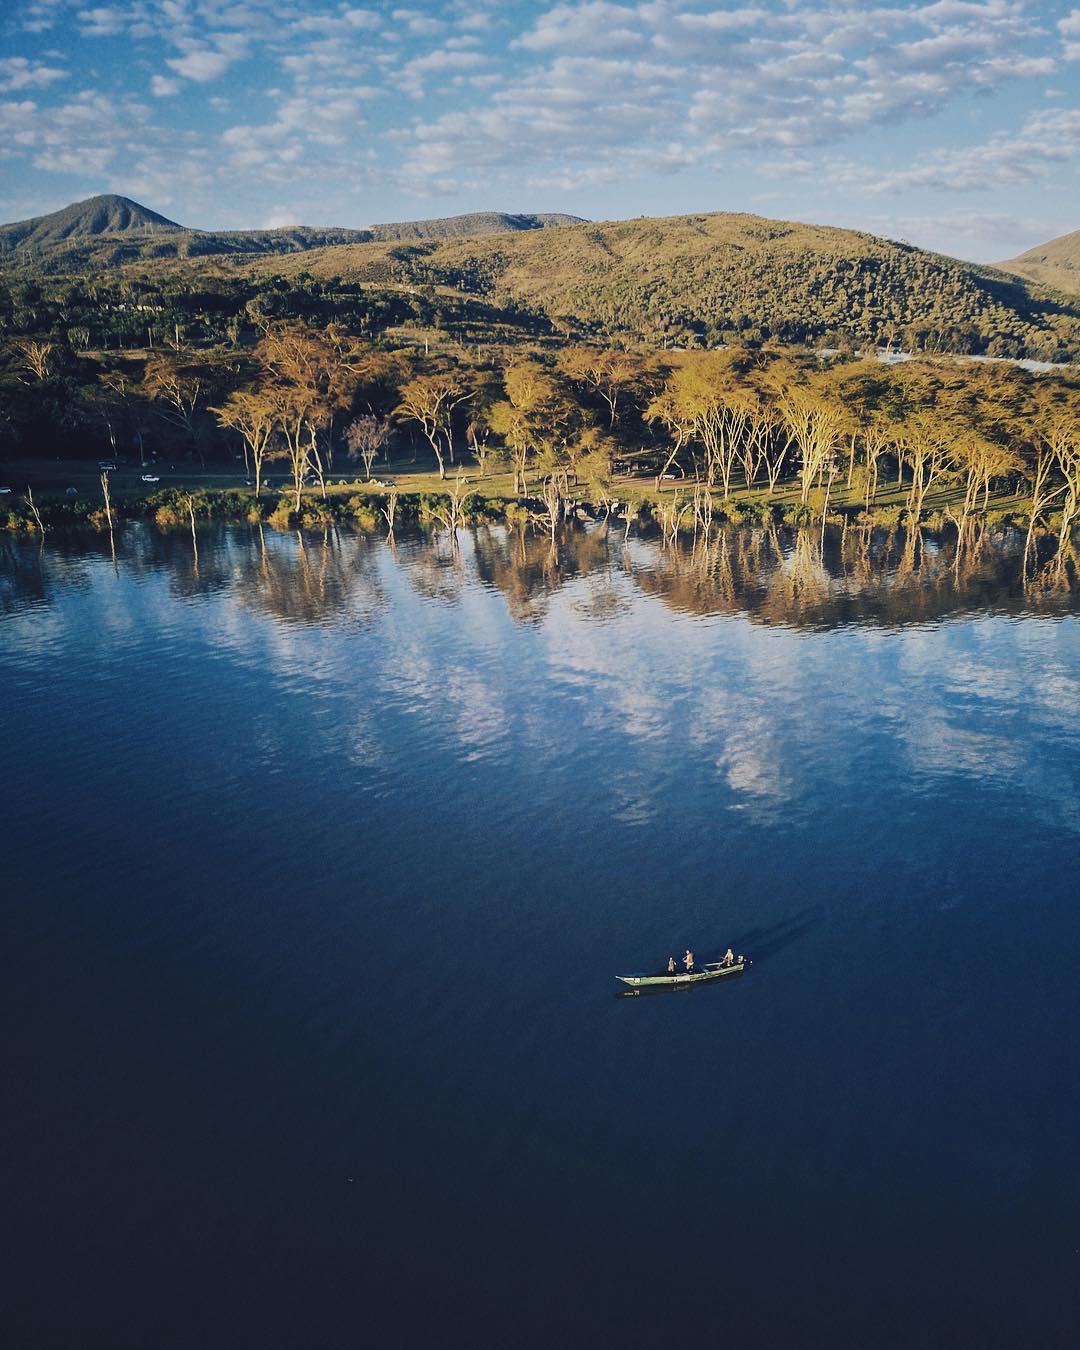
left=0, top=518, right=1077, bottom=630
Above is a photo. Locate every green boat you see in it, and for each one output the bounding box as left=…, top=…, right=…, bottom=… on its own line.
left=616, top=957, right=749, bottom=991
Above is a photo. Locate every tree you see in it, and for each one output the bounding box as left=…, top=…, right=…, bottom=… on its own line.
left=777, top=385, right=847, bottom=504
left=895, top=413, right=947, bottom=520
left=212, top=389, right=278, bottom=496
left=396, top=371, right=470, bottom=479
left=256, top=322, right=350, bottom=511
left=557, top=347, right=641, bottom=429
left=346, top=413, right=391, bottom=480
left=488, top=361, right=568, bottom=495
left=947, top=431, right=1019, bottom=549
left=14, top=339, right=55, bottom=382
left=142, top=351, right=205, bottom=460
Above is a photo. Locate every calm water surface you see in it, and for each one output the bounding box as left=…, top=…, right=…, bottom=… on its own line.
left=3, top=522, right=1079, bottom=1349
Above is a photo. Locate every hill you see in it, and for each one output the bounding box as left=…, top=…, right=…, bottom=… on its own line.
left=0, top=196, right=584, bottom=269
left=998, top=228, right=1080, bottom=297
left=0, top=194, right=183, bottom=256
left=2, top=199, right=1078, bottom=361
left=235, top=211, right=1080, bottom=361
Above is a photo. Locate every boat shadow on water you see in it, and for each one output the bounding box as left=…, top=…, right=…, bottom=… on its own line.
left=727, top=907, right=820, bottom=963
left=614, top=908, right=819, bottom=1000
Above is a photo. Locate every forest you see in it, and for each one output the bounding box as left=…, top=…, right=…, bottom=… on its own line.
left=2, top=306, right=1079, bottom=577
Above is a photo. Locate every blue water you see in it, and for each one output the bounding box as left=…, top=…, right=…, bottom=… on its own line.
left=3, top=523, right=1079, bottom=1349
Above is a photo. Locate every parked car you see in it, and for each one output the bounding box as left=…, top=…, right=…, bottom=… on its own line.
left=98, top=460, right=116, bottom=471
left=0, top=485, right=11, bottom=494
left=141, top=474, right=160, bottom=483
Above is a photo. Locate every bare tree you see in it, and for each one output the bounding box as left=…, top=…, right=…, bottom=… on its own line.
left=346, top=413, right=392, bottom=481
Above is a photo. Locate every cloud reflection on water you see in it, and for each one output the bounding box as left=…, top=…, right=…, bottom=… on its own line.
left=2, top=520, right=1079, bottom=833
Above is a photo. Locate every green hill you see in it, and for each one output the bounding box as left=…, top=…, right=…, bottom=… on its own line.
left=0, top=194, right=184, bottom=256
left=237, top=211, right=1080, bottom=361
left=998, top=228, right=1080, bottom=297
left=2, top=199, right=1078, bottom=361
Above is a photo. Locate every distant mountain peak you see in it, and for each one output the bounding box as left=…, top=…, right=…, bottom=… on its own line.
left=0, top=194, right=184, bottom=255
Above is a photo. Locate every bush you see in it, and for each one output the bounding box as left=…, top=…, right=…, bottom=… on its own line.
left=268, top=500, right=295, bottom=530
left=1, top=507, right=34, bottom=532
left=782, top=503, right=814, bottom=527
left=347, top=496, right=379, bottom=531
left=299, top=502, right=336, bottom=528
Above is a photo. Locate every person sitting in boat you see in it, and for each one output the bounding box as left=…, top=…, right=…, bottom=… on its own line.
left=667, top=957, right=676, bottom=974
left=723, top=947, right=735, bottom=966
left=684, top=949, right=695, bottom=972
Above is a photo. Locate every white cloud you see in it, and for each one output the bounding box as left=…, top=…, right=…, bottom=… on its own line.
left=76, top=6, right=129, bottom=38
left=398, top=45, right=490, bottom=98
left=166, top=47, right=234, bottom=82
left=515, top=2, right=646, bottom=55
left=150, top=74, right=181, bottom=97
left=836, top=107, right=1080, bottom=193
left=0, top=57, right=67, bottom=92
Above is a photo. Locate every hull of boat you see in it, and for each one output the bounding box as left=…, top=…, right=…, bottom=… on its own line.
left=616, top=959, right=748, bottom=989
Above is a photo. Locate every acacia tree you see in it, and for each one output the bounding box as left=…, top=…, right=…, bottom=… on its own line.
left=212, top=389, right=278, bottom=496
left=14, top=338, right=55, bottom=382
left=895, top=413, right=947, bottom=520
left=557, top=347, right=641, bottom=429
left=488, top=361, right=566, bottom=495
left=644, top=384, right=692, bottom=487
left=142, top=351, right=205, bottom=461
left=947, top=431, right=1019, bottom=548
left=1051, top=420, right=1080, bottom=577
left=396, top=371, right=470, bottom=479
left=777, top=385, right=847, bottom=504
left=257, top=323, right=351, bottom=512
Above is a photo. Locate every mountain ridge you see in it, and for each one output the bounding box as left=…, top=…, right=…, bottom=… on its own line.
left=0, top=195, right=586, bottom=266
left=1, top=197, right=1077, bottom=361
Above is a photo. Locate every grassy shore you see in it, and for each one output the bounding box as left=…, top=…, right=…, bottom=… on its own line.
left=0, top=453, right=1037, bottom=533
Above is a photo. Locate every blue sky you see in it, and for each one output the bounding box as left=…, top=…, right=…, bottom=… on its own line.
left=1, top=0, right=1077, bottom=260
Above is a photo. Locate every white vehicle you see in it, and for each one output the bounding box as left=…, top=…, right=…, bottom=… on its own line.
left=141, top=473, right=160, bottom=483
left=0, top=486, right=11, bottom=494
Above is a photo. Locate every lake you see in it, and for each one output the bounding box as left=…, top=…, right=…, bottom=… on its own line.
left=3, top=520, right=1079, bottom=1349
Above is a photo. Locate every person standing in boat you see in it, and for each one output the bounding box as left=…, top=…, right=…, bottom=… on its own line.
left=684, top=949, right=695, bottom=972
left=667, top=957, right=676, bottom=974
left=723, top=947, right=735, bottom=967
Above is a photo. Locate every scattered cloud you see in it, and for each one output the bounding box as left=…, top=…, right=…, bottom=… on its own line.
left=0, top=56, right=67, bottom=92
left=835, top=107, right=1080, bottom=193
left=0, top=0, right=1075, bottom=254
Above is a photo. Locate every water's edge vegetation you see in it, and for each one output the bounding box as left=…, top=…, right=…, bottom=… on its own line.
left=4, top=319, right=1079, bottom=587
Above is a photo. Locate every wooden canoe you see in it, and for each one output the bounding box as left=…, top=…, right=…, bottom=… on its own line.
left=616, top=958, right=749, bottom=989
